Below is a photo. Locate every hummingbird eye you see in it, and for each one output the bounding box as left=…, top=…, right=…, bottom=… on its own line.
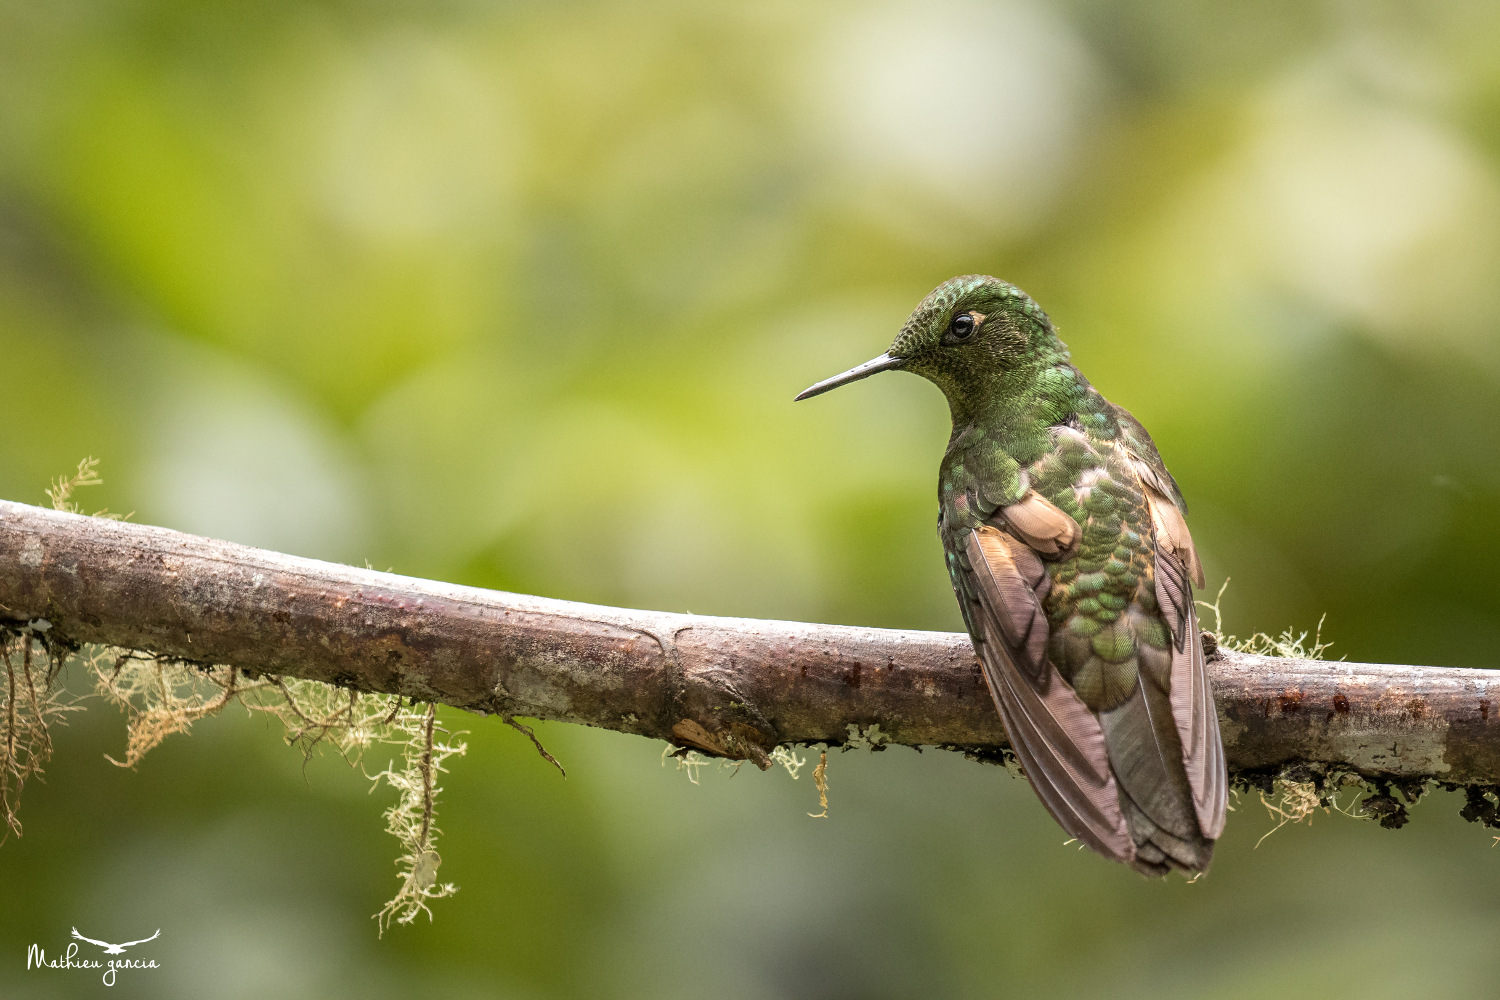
left=945, top=311, right=983, bottom=344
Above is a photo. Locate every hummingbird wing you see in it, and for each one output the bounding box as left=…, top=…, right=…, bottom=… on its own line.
left=1108, top=408, right=1224, bottom=840
left=1142, top=484, right=1226, bottom=839
left=1115, top=407, right=1204, bottom=589
left=993, top=489, right=1081, bottom=559
left=980, top=425, right=1222, bottom=874
left=963, top=525, right=1136, bottom=865
left=1138, top=471, right=1205, bottom=588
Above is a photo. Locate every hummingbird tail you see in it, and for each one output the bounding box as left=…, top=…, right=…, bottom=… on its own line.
left=1098, top=672, right=1215, bottom=875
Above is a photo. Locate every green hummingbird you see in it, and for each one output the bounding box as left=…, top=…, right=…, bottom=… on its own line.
left=797, top=275, right=1226, bottom=876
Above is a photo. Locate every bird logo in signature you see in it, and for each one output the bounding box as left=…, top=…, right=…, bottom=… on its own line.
left=70, top=928, right=160, bottom=955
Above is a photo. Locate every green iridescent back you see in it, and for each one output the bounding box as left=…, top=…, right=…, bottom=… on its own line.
left=934, top=313, right=1187, bottom=716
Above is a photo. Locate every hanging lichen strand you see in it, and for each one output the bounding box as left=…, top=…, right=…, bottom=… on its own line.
left=0, top=628, right=84, bottom=842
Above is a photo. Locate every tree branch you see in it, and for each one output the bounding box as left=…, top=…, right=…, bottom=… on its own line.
left=1, top=500, right=1496, bottom=789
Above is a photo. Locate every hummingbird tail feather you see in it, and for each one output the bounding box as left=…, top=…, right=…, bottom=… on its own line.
left=1119, top=796, right=1207, bottom=877
left=1098, top=672, right=1215, bottom=874
left=1152, top=541, right=1228, bottom=840
left=1170, top=602, right=1228, bottom=839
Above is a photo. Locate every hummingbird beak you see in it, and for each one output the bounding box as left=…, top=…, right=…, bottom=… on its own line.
left=794, top=352, right=906, bottom=401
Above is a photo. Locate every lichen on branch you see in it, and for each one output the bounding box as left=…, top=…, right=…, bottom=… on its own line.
left=0, top=629, right=84, bottom=841
left=369, top=701, right=467, bottom=934
left=88, top=645, right=472, bottom=927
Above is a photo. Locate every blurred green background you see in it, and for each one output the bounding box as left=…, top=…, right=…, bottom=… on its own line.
left=3, top=0, right=1500, bottom=997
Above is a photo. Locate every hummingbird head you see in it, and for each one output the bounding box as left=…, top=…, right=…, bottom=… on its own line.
left=794, top=275, right=1065, bottom=418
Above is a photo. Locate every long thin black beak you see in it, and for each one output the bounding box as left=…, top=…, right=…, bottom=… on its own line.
left=794, top=352, right=906, bottom=401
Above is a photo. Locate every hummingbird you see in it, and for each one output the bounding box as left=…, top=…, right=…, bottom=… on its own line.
left=796, top=275, right=1226, bottom=876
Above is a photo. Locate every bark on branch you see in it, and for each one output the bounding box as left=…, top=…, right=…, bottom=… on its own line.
left=1, top=500, right=1496, bottom=790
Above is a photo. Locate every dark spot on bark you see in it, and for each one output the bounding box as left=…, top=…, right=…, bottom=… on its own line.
left=1232, top=771, right=1276, bottom=795
left=800, top=664, right=807, bottom=679
left=1333, top=693, right=1350, bottom=714
left=1359, top=789, right=1409, bottom=829
left=1459, top=786, right=1500, bottom=828
left=1403, top=698, right=1426, bottom=720
left=846, top=662, right=862, bottom=689
left=957, top=744, right=1013, bottom=767
left=272, top=610, right=291, bottom=625
left=1395, top=779, right=1428, bottom=805
left=1481, top=699, right=1491, bottom=721
left=1275, top=690, right=1304, bottom=714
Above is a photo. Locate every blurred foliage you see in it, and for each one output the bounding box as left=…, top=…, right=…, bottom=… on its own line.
left=2, top=0, right=1499, bottom=997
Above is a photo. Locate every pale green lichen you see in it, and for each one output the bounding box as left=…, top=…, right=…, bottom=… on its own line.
left=661, top=741, right=831, bottom=816
left=368, top=702, right=467, bottom=935
left=45, top=456, right=129, bottom=520
left=1196, top=578, right=1335, bottom=661
left=769, top=746, right=806, bottom=778
left=1253, top=777, right=1367, bottom=848
left=0, top=628, right=85, bottom=841
left=808, top=751, right=829, bottom=818
left=842, top=723, right=889, bottom=751
left=660, top=745, right=721, bottom=784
